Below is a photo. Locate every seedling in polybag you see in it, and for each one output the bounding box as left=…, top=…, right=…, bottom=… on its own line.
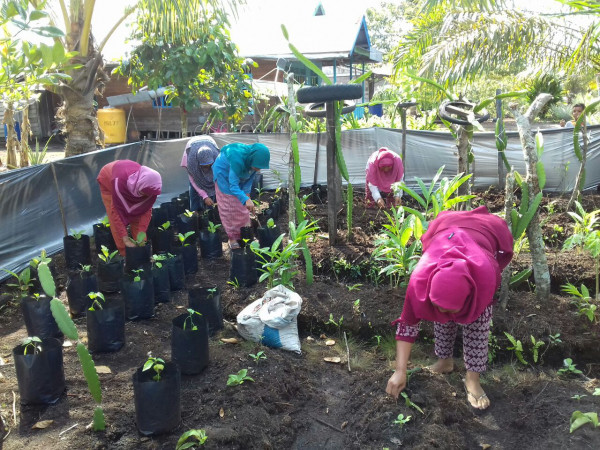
left=88, top=292, right=106, bottom=311
left=129, top=232, right=147, bottom=246
left=183, top=209, right=195, bottom=218
left=177, top=231, right=195, bottom=247
left=249, top=351, right=267, bottom=365
left=21, top=336, right=42, bottom=355
left=158, top=221, right=171, bottom=231
left=98, top=245, right=119, bottom=263
left=207, top=287, right=218, bottom=299
left=183, top=309, right=203, bottom=331
left=266, top=218, right=276, bottom=229
left=143, top=356, right=165, bottom=382
left=208, top=221, right=221, bottom=234
left=152, top=253, right=167, bottom=269
left=132, top=269, right=144, bottom=282
left=70, top=229, right=85, bottom=239
left=227, top=369, right=254, bottom=386
left=99, top=215, right=111, bottom=228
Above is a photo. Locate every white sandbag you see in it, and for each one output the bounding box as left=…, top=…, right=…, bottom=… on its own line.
left=236, top=285, right=302, bottom=353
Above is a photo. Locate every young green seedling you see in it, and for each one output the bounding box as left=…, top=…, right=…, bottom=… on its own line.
left=176, top=429, right=208, bottom=449
left=143, top=356, right=166, bottom=382
left=98, top=245, right=119, bottom=263
left=572, top=394, right=588, bottom=401
left=226, top=369, right=254, bottom=386
left=30, top=249, right=51, bottom=269
left=88, top=292, right=106, bottom=312
left=183, top=308, right=203, bottom=331
left=21, top=336, right=42, bottom=355
left=347, top=283, right=362, bottom=292
left=158, top=221, right=171, bottom=231
left=530, top=335, right=545, bottom=364
left=178, top=231, right=195, bottom=247
left=558, top=358, right=583, bottom=377
left=3, top=268, right=34, bottom=298
left=593, top=388, right=600, bottom=396
left=130, top=231, right=147, bottom=246
left=132, top=269, right=144, bottom=282
left=266, top=218, right=276, bottom=229
left=227, top=278, right=240, bottom=289
left=401, top=392, right=424, bottom=414
left=183, top=209, right=195, bottom=218
left=206, top=287, right=218, bottom=299
left=152, top=253, right=167, bottom=269
left=70, top=229, right=85, bottom=239
left=393, top=413, right=412, bottom=428
left=352, top=299, right=361, bottom=316
left=99, top=215, right=111, bottom=228
left=504, top=332, right=527, bottom=365
left=249, top=351, right=267, bottom=365
left=570, top=411, right=600, bottom=433
left=208, top=221, right=221, bottom=234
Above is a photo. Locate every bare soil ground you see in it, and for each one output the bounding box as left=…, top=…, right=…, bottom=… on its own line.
left=1, top=189, right=599, bottom=449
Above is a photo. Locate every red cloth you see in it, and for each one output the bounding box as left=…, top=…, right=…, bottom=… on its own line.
left=214, top=182, right=250, bottom=241
left=97, top=161, right=158, bottom=255
left=365, top=148, right=404, bottom=193
left=392, top=206, right=513, bottom=340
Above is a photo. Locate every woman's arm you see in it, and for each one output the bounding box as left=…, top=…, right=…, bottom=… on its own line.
left=227, top=169, right=250, bottom=204
left=188, top=174, right=208, bottom=199
left=367, top=181, right=382, bottom=202
left=386, top=340, right=413, bottom=398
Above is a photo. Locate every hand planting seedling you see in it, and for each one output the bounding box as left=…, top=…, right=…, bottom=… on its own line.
left=226, top=369, right=254, bottom=386
left=21, top=336, right=42, bottom=355
left=158, top=221, right=171, bottom=231
left=176, top=429, right=208, bottom=449
left=393, top=414, right=411, bottom=428
left=207, top=221, right=221, bottom=234
left=130, top=232, right=147, bottom=246
left=558, top=358, right=583, bottom=377
left=98, top=245, right=119, bottom=263
left=183, top=308, right=202, bottom=331
left=132, top=269, right=144, bottom=282
left=178, top=231, right=195, bottom=247
left=249, top=351, right=267, bottom=365
left=88, top=292, right=106, bottom=311
left=143, top=356, right=166, bottom=382
left=152, top=253, right=167, bottom=268
left=70, top=229, right=85, bottom=239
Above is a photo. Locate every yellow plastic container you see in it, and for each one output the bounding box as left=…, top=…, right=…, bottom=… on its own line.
left=97, top=108, right=126, bottom=144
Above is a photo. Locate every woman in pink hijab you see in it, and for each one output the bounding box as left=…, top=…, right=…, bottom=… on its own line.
left=97, top=160, right=162, bottom=255
left=365, top=148, right=404, bottom=208
left=386, top=206, right=513, bottom=410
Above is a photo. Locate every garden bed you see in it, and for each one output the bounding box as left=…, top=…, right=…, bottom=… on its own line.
left=1, top=189, right=600, bottom=449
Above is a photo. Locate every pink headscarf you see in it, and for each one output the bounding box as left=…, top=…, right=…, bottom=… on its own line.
left=111, top=160, right=162, bottom=225
left=397, top=207, right=513, bottom=326
left=365, top=148, right=404, bottom=193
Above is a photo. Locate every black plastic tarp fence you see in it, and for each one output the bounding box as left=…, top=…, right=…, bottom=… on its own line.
left=2, top=126, right=600, bottom=281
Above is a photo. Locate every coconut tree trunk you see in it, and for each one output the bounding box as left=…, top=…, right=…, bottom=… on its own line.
left=510, top=93, right=552, bottom=302
left=20, top=105, right=31, bottom=167
left=3, top=106, right=19, bottom=169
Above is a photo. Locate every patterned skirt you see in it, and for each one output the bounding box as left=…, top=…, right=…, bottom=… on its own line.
left=214, top=182, right=250, bottom=241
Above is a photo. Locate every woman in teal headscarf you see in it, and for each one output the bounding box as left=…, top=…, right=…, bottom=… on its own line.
left=212, top=142, right=270, bottom=249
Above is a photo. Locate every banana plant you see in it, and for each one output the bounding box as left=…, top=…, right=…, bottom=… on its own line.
left=37, top=262, right=105, bottom=431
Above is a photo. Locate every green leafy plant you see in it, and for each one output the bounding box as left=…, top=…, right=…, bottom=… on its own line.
left=152, top=253, right=167, bottom=269
left=266, top=218, right=276, bottom=229
left=593, top=388, right=600, bottom=396
left=183, top=209, right=195, bottom=218
left=176, top=429, right=208, bottom=449
left=132, top=269, right=144, bottom=283
left=177, top=231, right=196, bottom=247
left=325, top=313, right=344, bottom=330
left=401, top=392, right=424, bottom=415
left=24, top=137, right=52, bottom=165
left=143, top=356, right=166, bottom=382
left=504, top=332, right=527, bottom=365
left=98, top=245, right=119, bottom=263
left=30, top=249, right=51, bottom=269
left=548, top=333, right=562, bottom=345
left=99, top=215, right=111, bottom=228
left=227, top=278, right=241, bottom=289
left=21, top=336, right=42, bottom=355
left=158, top=221, right=171, bottom=231
left=183, top=308, right=203, bottom=331
left=347, top=283, right=362, bottom=292
left=572, top=394, right=588, bottom=401
left=226, top=369, right=254, bottom=386
left=352, top=299, right=361, bottom=316
left=37, top=262, right=105, bottom=430
left=206, top=287, right=218, bottom=299
left=510, top=176, right=544, bottom=241
left=249, top=351, right=267, bottom=365
left=70, top=229, right=85, bottom=239
left=88, top=292, right=105, bottom=312
left=558, top=358, right=583, bottom=377
left=530, top=335, right=545, bottom=364
left=570, top=411, right=599, bottom=433
left=393, top=413, right=412, bottom=428
left=3, top=268, right=34, bottom=298
left=207, top=221, right=221, bottom=234
left=561, top=283, right=598, bottom=323
left=129, top=231, right=147, bottom=246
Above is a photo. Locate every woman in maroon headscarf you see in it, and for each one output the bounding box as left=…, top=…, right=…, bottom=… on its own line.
left=365, top=147, right=404, bottom=208
left=386, top=206, right=513, bottom=410
left=97, top=160, right=162, bottom=255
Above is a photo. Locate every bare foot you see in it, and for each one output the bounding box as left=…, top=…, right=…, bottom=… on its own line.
left=464, top=372, right=490, bottom=410
left=427, top=358, right=455, bottom=374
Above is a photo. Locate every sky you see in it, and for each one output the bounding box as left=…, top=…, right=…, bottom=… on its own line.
left=45, top=0, right=588, bottom=62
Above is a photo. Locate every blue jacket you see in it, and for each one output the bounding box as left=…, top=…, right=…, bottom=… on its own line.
left=212, top=152, right=256, bottom=204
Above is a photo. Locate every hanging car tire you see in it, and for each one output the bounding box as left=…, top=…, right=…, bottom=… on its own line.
left=305, top=100, right=356, bottom=118
left=297, top=84, right=363, bottom=104
left=438, top=100, right=490, bottom=126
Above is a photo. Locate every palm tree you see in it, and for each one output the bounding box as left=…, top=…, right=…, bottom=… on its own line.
left=50, top=0, right=242, bottom=157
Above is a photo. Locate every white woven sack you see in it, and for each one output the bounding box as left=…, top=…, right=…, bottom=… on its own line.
left=236, top=285, right=302, bottom=353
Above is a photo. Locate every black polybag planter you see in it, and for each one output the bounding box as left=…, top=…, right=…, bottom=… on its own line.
left=97, top=257, right=124, bottom=293
left=151, top=207, right=169, bottom=228
left=171, top=313, right=209, bottom=374
left=66, top=271, right=98, bottom=317
left=166, top=254, right=185, bottom=291
left=21, top=296, right=61, bottom=339
left=199, top=230, right=223, bottom=259
left=13, top=338, right=65, bottom=405
left=121, top=273, right=154, bottom=320
left=63, top=235, right=92, bottom=270
left=188, top=286, right=223, bottom=336
left=151, top=228, right=173, bottom=254
left=93, top=224, right=117, bottom=254
left=250, top=173, right=263, bottom=199
left=229, top=249, right=258, bottom=288
left=240, top=226, right=254, bottom=244
left=257, top=226, right=282, bottom=250
left=133, top=362, right=181, bottom=436
left=151, top=264, right=171, bottom=303
left=87, top=300, right=125, bottom=353
left=175, top=213, right=199, bottom=239
left=270, top=200, right=280, bottom=219
left=125, top=244, right=152, bottom=273
left=175, top=244, right=198, bottom=275
left=160, top=201, right=175, bottom=222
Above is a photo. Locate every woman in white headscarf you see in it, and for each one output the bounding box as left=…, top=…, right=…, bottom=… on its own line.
left=181, top=136, right=220, bottom=211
